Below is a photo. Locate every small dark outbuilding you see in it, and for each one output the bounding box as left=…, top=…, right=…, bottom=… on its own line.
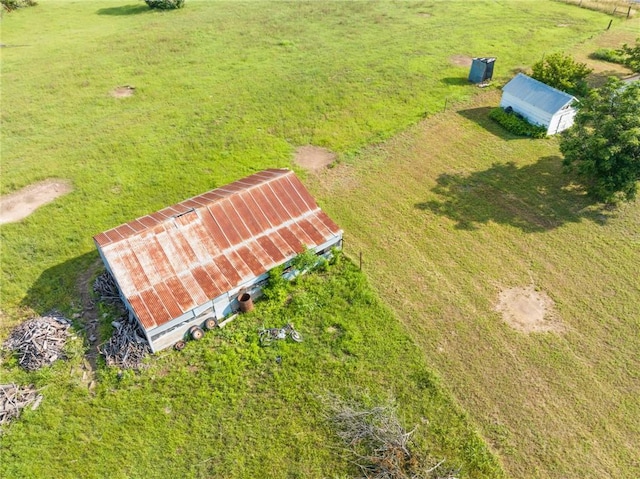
left=468, top=57, right=496, bottom=84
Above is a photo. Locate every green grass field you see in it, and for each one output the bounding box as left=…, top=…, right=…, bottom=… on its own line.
left=1, top=1, right=639, bottom=478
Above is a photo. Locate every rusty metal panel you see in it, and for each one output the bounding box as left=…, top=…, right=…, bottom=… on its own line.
left=191, top=265, right=221, bottom=299
left=225, top=249, right=254, bottom=282
left=94, top=232, right=110, bottom=247
left=163, top=277, right=195, bottom=311
left=215, top=254, right=243, bottom=287
left=203, top=260, right=233, bottom=292
left=129, top=294, right=156, bottom=330
left=200, top=207, right=231, bottom=251
left=236, top=245, right=269, bottom=277
left=154, top=282, right=184, bottom=319
left=287, top=222, right=315, bottom=248
left=228, top=195, right=262, bottom=236
left=315, top=210, right=342, bottom=235
left=105, top=229, right=124, bottom=243
left=286, top=174, right=318, bottom=211
left=256, top=235, right=286, bottom=264
left=270, top=179, right=304, bottom=218
left=221, top=199, right=252, bottom=242
left=208, top=203, right=242, bottom=245
left=139, top=289, right=172, bottom=326
left=177, top=272, right=209, bottom=305
left=278, top=227, right=305, bottom=254
left=296, top=218, right=325, bottom=245
left=242, top=191, right=273, bottom=231
left=247, top=187, right=280, bottom=228
left=268, top=230, right=298, bottom=259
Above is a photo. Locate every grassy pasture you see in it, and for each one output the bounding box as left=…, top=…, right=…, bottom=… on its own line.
left=0, top=260, right=503, bottom=478
left=307, top=88, right=640, bottom=478
left=1, top=1, right=638, bottom=478
left=0, top=0, right=616, bottom=314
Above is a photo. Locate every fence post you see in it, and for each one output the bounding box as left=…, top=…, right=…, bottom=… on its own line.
left=359, top=252, right=362, bottom=271
left=607, top=19, right=613, bottom=30
left=628, top=6, right=632, bottom=19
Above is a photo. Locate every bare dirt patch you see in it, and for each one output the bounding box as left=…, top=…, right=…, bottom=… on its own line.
left=294, top=145, right=337, bottom=171
left=450, top=55, right=472, bottom=67
left=0, top=179, right=72, bottom=225
left=495, top=286, right=563, bottom=333
left=110, top=85, right=135, bottom=98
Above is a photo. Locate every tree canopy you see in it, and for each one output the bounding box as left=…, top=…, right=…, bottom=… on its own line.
left=531, top=52, right=592, bottom=96
left=618, top=38, right=640, bottom=73
left=560, top=78, right=640, bottom=203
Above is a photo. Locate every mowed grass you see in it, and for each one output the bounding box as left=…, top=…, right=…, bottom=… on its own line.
left=0, top=0, right=614, bottom=314
left=306, top=87, right=640, bottom=478
left=1, top=1, right=638, bottom=478
left=0, top=260, right=503, bottom=478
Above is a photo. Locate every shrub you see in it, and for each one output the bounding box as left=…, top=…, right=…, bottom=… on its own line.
left=144, top=0, right=184, bottom=9
left=1, top=0, right=37, bottom=12
left=591, top=48, right=626, bottom=65
left=488, top=107, right=547, bottom=139
left=531, top=52, right=592, bottom=96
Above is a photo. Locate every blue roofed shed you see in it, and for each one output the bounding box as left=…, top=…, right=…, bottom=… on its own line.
left=499, top=73, right=577, bottom=135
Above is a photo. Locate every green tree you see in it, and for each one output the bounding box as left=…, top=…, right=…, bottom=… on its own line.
left=144, top=0, right=184, bottom=9
left=560, top=78, right=640, bottom=203
left=531, top=52, right=592, bottom=96
left=618, top=38, right=640, bottom=73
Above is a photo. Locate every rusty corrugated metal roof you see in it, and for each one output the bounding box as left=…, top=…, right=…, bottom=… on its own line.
left=94, top=169, right=342, bottom=331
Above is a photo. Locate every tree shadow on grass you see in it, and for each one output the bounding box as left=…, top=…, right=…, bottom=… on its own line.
left=457, top=106, right=521, bottom=140
left=416, top=156, right=612, bottom=232
left=97, top=4, right=150, bottom=15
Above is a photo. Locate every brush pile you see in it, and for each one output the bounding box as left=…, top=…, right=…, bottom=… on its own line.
left=323, top=394, right=459, bottom=479
left=0, top=383, right=42, bottom=430
left=98, top=318, right=150, bottom=370
left=3, top=314, right=71, bottom=371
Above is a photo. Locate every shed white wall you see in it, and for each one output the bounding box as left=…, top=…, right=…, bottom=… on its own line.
left=547, top=108, right=576, bottom=135
left=500, top=91, right=553, bottom=128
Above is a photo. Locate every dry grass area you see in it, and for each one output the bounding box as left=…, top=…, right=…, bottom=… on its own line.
left=555, top=0, right=638, bottom=17
left=307, top=88, right=640, bottom=478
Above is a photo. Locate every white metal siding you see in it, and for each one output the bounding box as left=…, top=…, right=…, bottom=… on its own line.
left=500, top=92, right=552, bottom=128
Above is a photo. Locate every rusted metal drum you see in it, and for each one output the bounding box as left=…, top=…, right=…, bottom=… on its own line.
left=238, top=292, right=254, bottom=312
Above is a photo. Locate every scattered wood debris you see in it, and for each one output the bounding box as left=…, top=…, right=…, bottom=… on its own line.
left=98, top=318, right=150, bottom=370
left=0, top=383, right=42, bottom=430
left=93, top=271, right=122, bottom=306
left=94, top=271, right=150, bottom=369
left=3, top=314, right=71, bottom=371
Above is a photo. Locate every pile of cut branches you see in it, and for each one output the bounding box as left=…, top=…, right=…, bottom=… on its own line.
left=3, top=314, right=71, bottom=371
left=0, top=383, right=42, bottom=430
left=98, top=318, right=150, bottom=370
left=323, top=394, right=459, bottom=479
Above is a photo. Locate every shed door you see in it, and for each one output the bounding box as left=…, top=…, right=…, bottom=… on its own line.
left=555, top=112, right=574, bottom=134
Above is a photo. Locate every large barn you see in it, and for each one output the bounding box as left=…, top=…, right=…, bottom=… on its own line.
left=500, top=73, right=577, bottom=135
left=94, top=169, right=343, bottom=352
